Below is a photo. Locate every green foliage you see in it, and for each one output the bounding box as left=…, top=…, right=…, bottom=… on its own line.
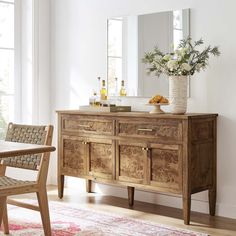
left=142, top=36, right=220, bottom=77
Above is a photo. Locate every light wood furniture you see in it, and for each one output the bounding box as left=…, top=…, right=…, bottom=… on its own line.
left=57, top=111, right=217, bottom=225
left=0, top=141, right=55, bottom=158
left=0, top=123, right=55, bottom=236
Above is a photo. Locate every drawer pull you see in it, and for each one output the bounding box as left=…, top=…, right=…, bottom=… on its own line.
left=138, top=128, right=153, bottom=132
left=142, top=147, right=149, bottom=151
left=78, top=124, right=91, bottom=128
left=82, top=141, right=88, bottom=145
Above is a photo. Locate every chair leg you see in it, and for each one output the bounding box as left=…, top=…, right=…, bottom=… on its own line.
left=0, top=197, right=6, bottom=227
left=2, top=204, right=9, bottom=234
left=37, top=189, right=52, bottom=236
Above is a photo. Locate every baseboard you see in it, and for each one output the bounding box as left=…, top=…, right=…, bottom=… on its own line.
left=49, top=176, right=236, bottom=219
left=94, top=183, right=236, bottom=220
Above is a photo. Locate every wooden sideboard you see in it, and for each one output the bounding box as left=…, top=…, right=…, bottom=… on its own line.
left=56, top=110, right=217, bottom=224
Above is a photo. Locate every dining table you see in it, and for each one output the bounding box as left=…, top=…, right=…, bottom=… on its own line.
left=0, top=140, right=56, bottom=158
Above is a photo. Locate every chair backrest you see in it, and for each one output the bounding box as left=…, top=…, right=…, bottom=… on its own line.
left=4, top=123, right=53, bottom=171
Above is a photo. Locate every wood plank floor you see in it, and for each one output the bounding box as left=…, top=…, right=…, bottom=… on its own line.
left=13, top=185, right=236, bottom=236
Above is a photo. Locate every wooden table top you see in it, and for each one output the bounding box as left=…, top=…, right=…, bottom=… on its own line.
left=56, top=110, right=218, bottom=119
left=0, top=140, right=56, bottom=158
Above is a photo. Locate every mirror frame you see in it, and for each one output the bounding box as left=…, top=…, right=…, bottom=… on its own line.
left=106, top=9, right=191, bottom=98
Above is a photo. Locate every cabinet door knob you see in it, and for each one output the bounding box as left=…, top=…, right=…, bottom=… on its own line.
left=142, top=147, right=149, bottom=151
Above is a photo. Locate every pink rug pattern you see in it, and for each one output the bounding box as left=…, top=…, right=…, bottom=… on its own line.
left=0, top=201, right=208, bottom=236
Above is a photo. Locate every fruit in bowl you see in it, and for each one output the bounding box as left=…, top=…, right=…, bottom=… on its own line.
left=149, top=95, right=169, bottom=104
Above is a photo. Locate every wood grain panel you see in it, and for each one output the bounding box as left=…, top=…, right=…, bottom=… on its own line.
left=191, top=119, right=213, bottom=141
left=88, top=141, right=113, bottom=179
left=191, top=142, right=213, bottom=191
left=62, top=115, right=113, bottom=135
left=61, top=137, right=86, bottom=176
left=117, top=142, right=147, bottom=184
left=117, top=119, right=182, bottom=141
left=149, top=144, right=182, bottom=191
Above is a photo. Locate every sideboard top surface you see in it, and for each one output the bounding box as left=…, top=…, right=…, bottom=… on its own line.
left=56, top=110, right=217, bottom=119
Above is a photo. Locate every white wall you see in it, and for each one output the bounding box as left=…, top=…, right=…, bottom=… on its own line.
left=50, top=0, right=236, bottom=219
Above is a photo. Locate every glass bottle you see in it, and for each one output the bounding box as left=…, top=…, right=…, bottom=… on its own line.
left=97, top=77, right=101, bottom=95
left=100, top=79, right=107, bottom=100
left=94, top=92, right=101, bottom=107
left=115, top=77, right=118, bottom=96
left=119, top=80, right=127, bottom=96
left=89, top=91, right=96, bottom=106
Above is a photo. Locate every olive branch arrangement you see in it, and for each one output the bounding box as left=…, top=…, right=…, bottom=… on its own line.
left=142, top=37, right=220, bottom=77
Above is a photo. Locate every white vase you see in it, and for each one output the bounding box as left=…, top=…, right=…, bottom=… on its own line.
left=169, top=76, right=188, bottom=114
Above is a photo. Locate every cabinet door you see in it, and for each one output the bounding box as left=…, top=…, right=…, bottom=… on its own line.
left=116, top=141, right=148, bottom=184
left=148, top=143, right=182, bottom=193
left=60, top=135, right=87, bottom=177
left=87, top=138, right=114, bottom=180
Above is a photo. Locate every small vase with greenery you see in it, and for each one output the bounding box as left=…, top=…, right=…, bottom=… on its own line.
left=142, top=37, right=220, bottom=114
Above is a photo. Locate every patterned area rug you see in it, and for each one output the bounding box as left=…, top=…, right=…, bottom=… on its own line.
left=0, top=201, right=207, bottom=236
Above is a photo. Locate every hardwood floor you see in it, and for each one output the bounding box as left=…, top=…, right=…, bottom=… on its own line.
left=13, top=185, right=236, bottom=236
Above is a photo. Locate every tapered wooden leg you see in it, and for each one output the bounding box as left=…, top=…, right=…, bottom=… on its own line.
left=2, top=204, right=9, bottom=234
left=58, top=174, right=64, bottom=199
left=183, top=195, right=191, bottom=225
left=209, top=188, right=216, bottom=216
left=0, top=165, right=9, bottom=234
left=127, top=186, right=135, bottom=207
left=209, top=118, right=217, bottom=216
left=0, top=165, right=6, bottom=176
left=0, top=197, right=7, bottom=227
left=37, top=189, right=52, bottom=236
left=86, top=180, right=92, bottom=193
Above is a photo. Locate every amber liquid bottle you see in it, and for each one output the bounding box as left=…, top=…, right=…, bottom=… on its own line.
left=119, top=80, right=127, bottom=96
left=100, top=79, right=107, bottom=100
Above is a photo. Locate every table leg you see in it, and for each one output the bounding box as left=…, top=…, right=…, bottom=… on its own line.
left=183, top=195, right=191, bottom=225
left=209, top=187, right=216, bottom=216
left=58, top=174, right=64, bottom=199
left=127, top=186, right=135, bottom=207
left=86, top=180, right=92, bottom=193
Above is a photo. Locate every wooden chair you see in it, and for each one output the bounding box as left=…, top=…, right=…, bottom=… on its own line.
left=0, top=123, right=54, bottom=235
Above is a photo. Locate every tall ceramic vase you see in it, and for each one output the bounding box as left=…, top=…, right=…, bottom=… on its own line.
left=169, top=76, right=188, bottom=114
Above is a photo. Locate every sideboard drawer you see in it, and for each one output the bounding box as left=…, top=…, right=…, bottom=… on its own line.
left=62, top=115, right=114, bottom=135
left=117, top=119, right=182, bottom=141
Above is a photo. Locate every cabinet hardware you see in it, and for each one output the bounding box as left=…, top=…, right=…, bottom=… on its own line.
left=78, top=124, right=91, bottom=128
left=82, top=141, right=87, bottom=145
left=142, top=147, right=149, bottom=151
left=137, top=128, right=153, bottom=132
